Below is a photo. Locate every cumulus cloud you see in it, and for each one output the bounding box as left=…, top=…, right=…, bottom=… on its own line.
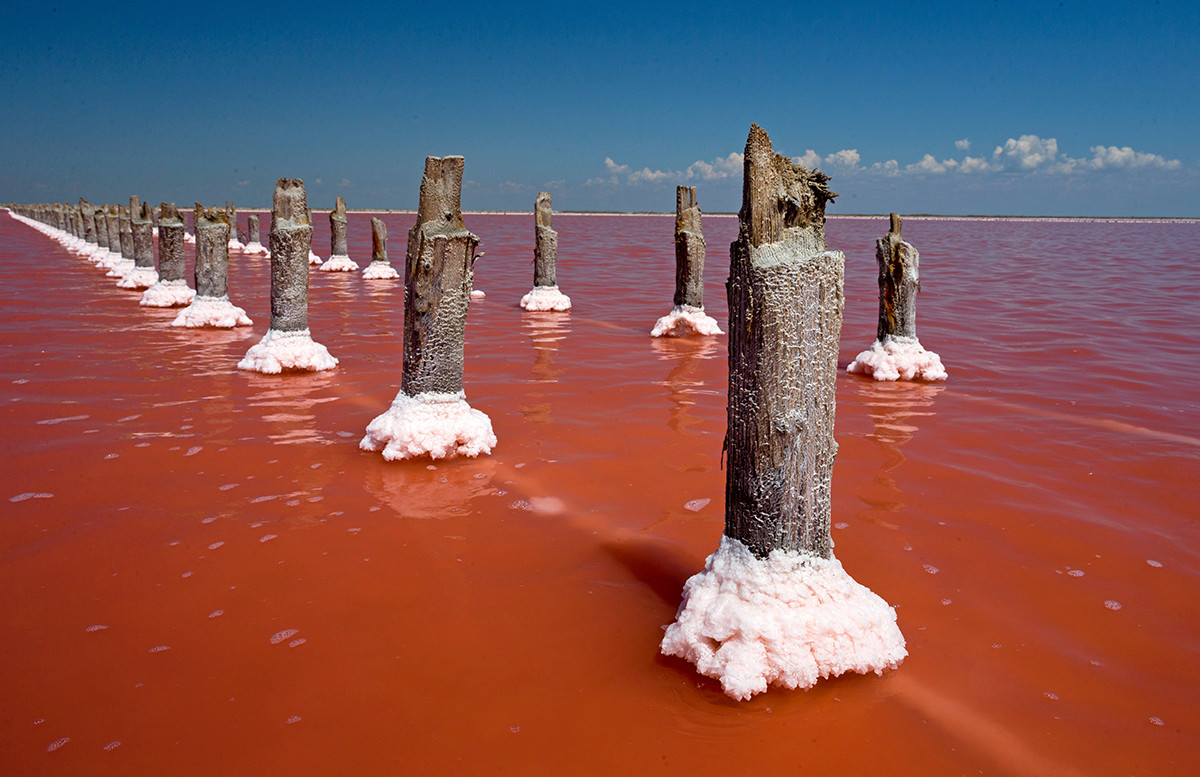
left=1087, top=145, right=1181, bottom=170
left=955, top=138, right=971, bottom=151
left=604, top=157, right=630, bottom=175
left=994, top=135, right=1060, bottom=169
left=905, top=154, right=956, bottom=175
left=957, top=156, right=995, bottom=173
left=686, top=152, right=743, bottom=180
left=791, top=149, right=862, bottom=171
left=871, top=159, right=901, bottom=177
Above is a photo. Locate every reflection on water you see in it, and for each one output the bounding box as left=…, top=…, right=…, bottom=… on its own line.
left=524, top=311, right=569, bottom=384
left=242, top=372, right=342, bottom=446
left=651, top=336, right=722, bottom=435
left=364, top=457, right=502, bottom=519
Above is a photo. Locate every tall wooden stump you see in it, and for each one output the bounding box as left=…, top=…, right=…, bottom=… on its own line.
left=141, top=204, right=195, bottom=307
left=90, top=207, right=110, bottom=263
left=171, top=205, right=252, bottom=328
left=118, top=201, right=158, bottom=289
left=520, top=192, right=572, bottom=311
left=362, top=216, right=399, bottom=279
left=226, top=201, right=243, bottom=248
left=104, top=204, right=136, bottom=276
left=80, top=199, right=98, bottom=252
left=320, top=196, right=359, bottom=271
left=237, top=179, right=337, bottom=372
left=847, top=212, right=947, bottom=381
left=661, top=124, right=905, bottom=700
left=243, top=213, right=268, bottom=255
left=651, top=185, right=722, bottom=337
left=360, top=155, right=496, bottom=459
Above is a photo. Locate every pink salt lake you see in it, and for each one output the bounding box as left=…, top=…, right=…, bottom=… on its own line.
left=1, top=209, right=1197, bottom=775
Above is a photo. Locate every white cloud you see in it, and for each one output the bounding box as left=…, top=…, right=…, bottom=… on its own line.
left=686, top=152, right=743, bottom=180
left=791, top=149, right=861, bottom=171
left=793, top=150, right=823, bottom=169
left=955, top=138, right=971, bottom=151
left=957, top=156, right=995, bottom=174
left=871, top=159, right=900, bottom=177
left=339, top=178, right=352, bottom=187
left=905, top=154, right=955, bottom=174
left=1087, top=145, right=1181, bottom=170
left=627, top=166, right=676, bottom=184
left=993, top=135, right=1060, bottom=169
left=604, top=157, right=630, bottom=175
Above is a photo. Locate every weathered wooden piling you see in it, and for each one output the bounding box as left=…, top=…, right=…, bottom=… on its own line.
left=520, top=192, right=571, bottom=311
left=651, top=185, right=722, bottom=336
left=361, top=216, right=399, bottom=279
left=141, top=204, right=195, bottom=307
left=171, top=205, right=252, bottom=328
left=118, top=201, right=158, bottom=289
left=237, top=179, right=337, bottom=372
left=320, top=196, right=358, bottom=272
left=661, top=124, right=905, bottom=701
left=226, top=201, right=243, bottom=248
left=243, top=213, right=268, bottom=255
left=847, top=213, right=947, bottom=381
left=360, top=155, right=495, bottom=459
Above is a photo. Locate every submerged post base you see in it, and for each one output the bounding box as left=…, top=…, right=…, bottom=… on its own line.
left=105, top=258, right=135, bottom=277
left=661, top=535, right=906, bottom=701
left=237, top=328, right=338, bottom=373
left=140, top=279, right=196, bottom=307
left=171, top=295, right=253, bottom=328
left=361, top=261, right=399, bottom=280
left=319, top=254, right=359, bottom=272
left=243, top=241, right=269, bottom=256
left=116, top=266, right=158, bottom=290
left=650, top=304, right=723, bottom=337
left=360, top=391, right=496, bottom=461
left=847, top=336, right=947, bottom=381
left=308, top=250, right=323, bottom=265
left=520, top=285, right=572, bottom=312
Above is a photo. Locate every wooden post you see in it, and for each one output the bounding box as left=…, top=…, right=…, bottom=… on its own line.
left=650, top=186, right=722, bottom=336
left=876, top=213, right=919, bottom=341
left=661, top=124, right=905, bottom=701
left=226, top=201, right=242, bottom=247
left=534, top=192, right=557, bottom=288
left=725, top=122, right=841, bottom=559
left=243, top=212, right=268, bottom=255
left=236, top=178, right=337, bottom=371
left=140, top=203, right=195, bottom=307
left=674, top=185, right=705, bottom=308
left=520, top=191, right=571, bottom=310
left=403, top=156, right=478, bottom=396
left=362, top=216, right=399, bottom=279
left=118, top=201, right=157, bottom=289
left=846, top=213, right=947, bottom=381
left=171, top=205, right=252, bottom=328
left=320, top=196, right=358, bottom=271
left=360, top=156, right=495, bottom=459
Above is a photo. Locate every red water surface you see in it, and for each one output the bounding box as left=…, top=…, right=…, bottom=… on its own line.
left=1, top=210, right=1197, bottom=775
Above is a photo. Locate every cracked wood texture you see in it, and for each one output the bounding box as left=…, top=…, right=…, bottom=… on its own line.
left=194, top=204, right=230, bottom=298
left=534, top=191, right=558, bottom=287
left=330, top=196, right=349, bottom=255
left=402, top=156, right=480, bottom=396
left=247, top=214, right=260, bottom=246
left=268, top=179, right=312, bottom=332
left=875, top=212, right=921, bottom=341
left=673, top=185, right=706, bottom=308
left=158, top=204, right=185, bottom=282
left=118, top=205, right=134, bottom=259
left=131, top=201, right=154, bottom=268
left=371, top=217, right=387, bottom=263
left=724, top=123, right=844, bottom=560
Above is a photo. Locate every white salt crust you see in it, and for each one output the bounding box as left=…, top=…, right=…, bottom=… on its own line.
left=319, top=254, right=359, bottom=272
left=95, top=251, right=124, bottom=270
left=847, top=336, right=947, bottom=382
left=237, top=328, right=338, bottom=374
left=651, top=304, right=724, bottom=337
left=116, top=266, right=158, bottom=290
left=87, top=248, right=111, bottom=264
left=184, top=233, right=196, bottom=244
left=360, top=391, right=496, bottom=461
left=470, top=289, right=486, bottom=299
left=242, top=241, right=269, bottom=256
left=661, top=534, right=907, bottom=701
left=361, top=261, right=400, bottom=280
left=228, top=238, right=245, bottom=250
left=308, top=250, right=323, bottom=265
left=520, top=285, right=572, bottom=311
left=140, top=279, right=196, bottom=307
left=105, top=258, right=135, bottom=278
left=171, top=295, right=253, bottom=328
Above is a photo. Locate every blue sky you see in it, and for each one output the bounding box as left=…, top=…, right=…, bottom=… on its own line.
left=2, top=0, right=1196, bottom=216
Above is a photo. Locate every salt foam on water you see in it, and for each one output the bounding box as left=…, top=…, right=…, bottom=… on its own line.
left=650, top=304, right=723, bottom=337
left=360, top=390, right=496, bottom=460
left=319, top=254, right=359, bottom=272
left=847, top=336, right=947, bottom=382
left=237, top=328, right=338, bottom=374
left=661, top=535, right=906, bottom=701
left=520, top=285, right=572, bottom=312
